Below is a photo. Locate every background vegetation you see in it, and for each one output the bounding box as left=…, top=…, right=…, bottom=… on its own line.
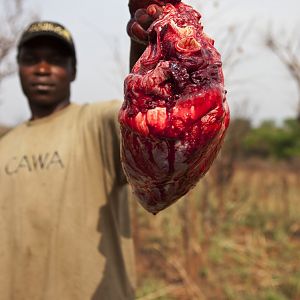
left=133, top=120, right=300, bottom=300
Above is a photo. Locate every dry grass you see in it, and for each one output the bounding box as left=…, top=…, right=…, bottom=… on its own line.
left=133, top=161, right=300, bottom=300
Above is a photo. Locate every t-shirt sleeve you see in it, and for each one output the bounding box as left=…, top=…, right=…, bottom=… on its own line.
left=88, top=100, right=127, bottom=187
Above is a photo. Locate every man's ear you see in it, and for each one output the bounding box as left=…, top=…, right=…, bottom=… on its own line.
left=71, top=65, right=77, bottom=82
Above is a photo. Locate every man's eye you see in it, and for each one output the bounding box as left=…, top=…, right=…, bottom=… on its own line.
left=20, top=55, right=38, bottom=64
left=49, top=56, right=66, bottom=65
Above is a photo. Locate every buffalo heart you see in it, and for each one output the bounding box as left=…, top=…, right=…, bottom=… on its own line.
left=119, top=1, right=230, bottom=214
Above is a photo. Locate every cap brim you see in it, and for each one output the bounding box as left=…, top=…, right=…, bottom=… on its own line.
left=18, top=31, right=76, bottom=57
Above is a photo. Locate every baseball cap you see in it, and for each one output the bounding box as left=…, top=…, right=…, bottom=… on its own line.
left=17, top=21, right=76, bottom=62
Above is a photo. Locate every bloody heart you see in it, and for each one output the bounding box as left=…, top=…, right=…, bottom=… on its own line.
left=119, top=1, right=230, bottom=214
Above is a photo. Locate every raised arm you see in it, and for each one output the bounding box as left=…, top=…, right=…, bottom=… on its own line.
left=127, top=1, right=164, bottom=70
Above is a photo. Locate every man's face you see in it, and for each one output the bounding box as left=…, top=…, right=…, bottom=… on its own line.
left=18, top=36, right=76, bottom=108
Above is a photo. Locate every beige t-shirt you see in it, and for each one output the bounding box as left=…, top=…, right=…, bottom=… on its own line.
left=0, top=101, right=136, bottom=300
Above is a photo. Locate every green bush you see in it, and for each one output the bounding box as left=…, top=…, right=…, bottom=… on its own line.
left=230, top=118, right=300, bottom=160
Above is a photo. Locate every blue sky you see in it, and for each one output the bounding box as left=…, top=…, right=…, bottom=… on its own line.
left=0, top=0, right=299, bottom=126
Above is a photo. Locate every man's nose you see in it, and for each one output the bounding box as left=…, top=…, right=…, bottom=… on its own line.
left=34, top=60, right=51, bottom=75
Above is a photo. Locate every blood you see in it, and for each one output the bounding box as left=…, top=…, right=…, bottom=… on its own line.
left=119, top=1, right=230, bottom=214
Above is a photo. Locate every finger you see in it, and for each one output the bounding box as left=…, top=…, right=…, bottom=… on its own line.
left=127, top=20, right=149, bottom=44
left=134, top=5, right=163, bottom=32
left=134, top=9, right=154, bottom=30
left=147, top=4, right=163, bottom=19
left=134, top=8, right=147, bottom=19
left=128, top=0, right=162, bottom=17
left=132, top=22, right=149, bottom=42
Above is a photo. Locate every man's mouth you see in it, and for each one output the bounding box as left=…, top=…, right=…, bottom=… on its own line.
left=32, top=83, right=55, bottom=92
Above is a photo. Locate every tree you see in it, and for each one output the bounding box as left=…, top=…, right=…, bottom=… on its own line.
left=266, top=28, right=300, bottom=122
left=0, top=0, right=37, bottom=89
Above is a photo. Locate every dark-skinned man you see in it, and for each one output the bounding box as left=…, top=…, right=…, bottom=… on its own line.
left=0, top=2, right=167, bottom=300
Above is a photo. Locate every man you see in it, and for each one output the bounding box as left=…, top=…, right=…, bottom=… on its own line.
left=0, top=2, right=165, bottom=300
